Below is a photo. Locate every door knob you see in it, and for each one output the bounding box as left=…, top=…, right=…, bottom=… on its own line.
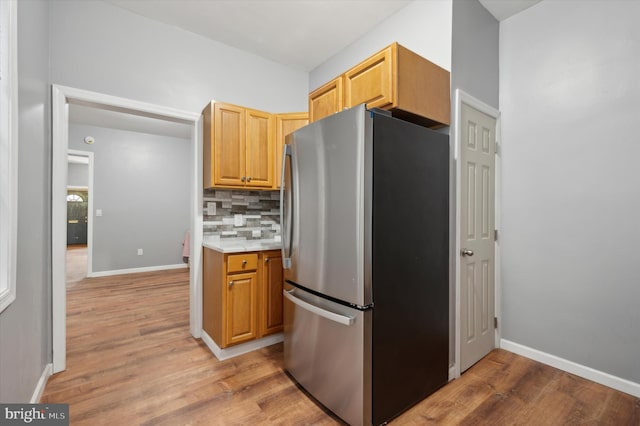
left=461, top=249, right=474, bottom=257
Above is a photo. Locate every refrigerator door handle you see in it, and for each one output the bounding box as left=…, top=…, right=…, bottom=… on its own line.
left=280, top=144, right=293, bottom=269
left=284, top=289, right=355, bottom=326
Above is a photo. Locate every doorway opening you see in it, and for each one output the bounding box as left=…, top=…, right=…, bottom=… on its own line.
left=66, top=150, right=93, bottom=283
left=52, top=85, right=203, bottom=373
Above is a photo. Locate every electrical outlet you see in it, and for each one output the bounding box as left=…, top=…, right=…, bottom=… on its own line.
left=206, top=202, right=216, bottom=216
left=137, top=249, right=143, bottom=256
left=234, top=214, right=243, bottom=227
left=96, top=209, right=103, bottom=217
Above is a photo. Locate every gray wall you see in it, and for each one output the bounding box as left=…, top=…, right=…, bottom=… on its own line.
left=500, top=0, right=640, bottom=382
left=50, top=0, right=308, bottom=114
left=69, top=124, right=190, bottom=273
left=309, top=0, right=452, bottom=91
left=451, top=0, right=499, bottom=109
left=67, top=163, right=88, bottom=188
left=450, top=0, right=499, bottom=365
left=0, top=0, right=51, bottom=402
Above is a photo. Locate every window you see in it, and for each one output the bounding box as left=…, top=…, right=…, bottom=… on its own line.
left=0, top=0, right=18, bottom=313
left=66, top=194, right=84, bottom=203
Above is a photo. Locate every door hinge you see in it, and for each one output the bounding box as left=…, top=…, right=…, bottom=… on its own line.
left=494, top=229, right=499, bottom=241
left=494, top=317, right=498, bottom=329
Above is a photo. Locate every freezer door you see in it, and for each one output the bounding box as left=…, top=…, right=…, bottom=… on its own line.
left=283, top=284, right=371, bottom=426
left=283, top=105, right=373, bottom=307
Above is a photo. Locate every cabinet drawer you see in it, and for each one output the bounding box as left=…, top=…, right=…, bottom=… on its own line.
left=227, top=253, right=258, bottom=273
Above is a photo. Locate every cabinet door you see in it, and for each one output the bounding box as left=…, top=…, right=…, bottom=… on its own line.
left=260, top=252, right=284, bottom=336
left=214, top=103, right=246, bottom=186
left=202, top=248, right=224, bottom=344
left=273, top=113, right=308, bottom=189
left=344, top=44, right=395, bottom=110
left=309, top=77, right=343, bottom=123
left=226, top=272, right=258, bottom=346
left=245, top=108, right=274, bottom=188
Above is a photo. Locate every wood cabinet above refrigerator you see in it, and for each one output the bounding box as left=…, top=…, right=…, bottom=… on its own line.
left=309, top=42, right=450, bottom=127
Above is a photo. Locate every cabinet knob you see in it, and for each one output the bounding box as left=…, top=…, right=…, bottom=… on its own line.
left=241, top=176, right=246, bottom=182
left=228, top=281, right=234, bottom=287
left=242, top=259, right=247, bottom=266
left=247, top=176, right=252, bottom=182
left=265, top=258, right=270, bottom=263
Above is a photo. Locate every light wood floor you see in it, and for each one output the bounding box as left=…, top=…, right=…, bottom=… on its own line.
left=66, top=244, right=88, bottom=285
left=42, top=264, right=640, bottom=425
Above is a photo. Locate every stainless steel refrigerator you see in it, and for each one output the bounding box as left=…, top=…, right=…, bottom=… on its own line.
left=280, top=104, right=449, bottom=426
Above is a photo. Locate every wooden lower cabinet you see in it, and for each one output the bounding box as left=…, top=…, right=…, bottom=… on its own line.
left=226, top=271, right=258, bottom=346
left=260, top=251, right=284, bottom=336
left=203, top=248, right=284, bottom=348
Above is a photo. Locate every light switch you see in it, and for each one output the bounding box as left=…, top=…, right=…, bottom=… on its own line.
left=234, top=214, right=243, bottom=227
left=96, top=209, right=103, bottom=217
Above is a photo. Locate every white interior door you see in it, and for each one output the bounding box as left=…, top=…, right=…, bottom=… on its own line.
left=460, top=102, right=497, bottom=372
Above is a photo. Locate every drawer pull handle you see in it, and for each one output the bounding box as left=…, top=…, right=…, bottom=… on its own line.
left=228, top=281, right=234, bottom=287
left=242, top=260, right=247, bottom=266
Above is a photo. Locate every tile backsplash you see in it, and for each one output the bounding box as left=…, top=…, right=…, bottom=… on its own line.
left=203, top=189, right=280, bottom=240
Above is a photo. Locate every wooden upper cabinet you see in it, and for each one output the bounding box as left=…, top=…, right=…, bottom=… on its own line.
left=309, top=77, right=343, bottom=123
left=245, top=108, right=274, bottom=188
left=203, top=102, right=273, bottom=189
left=344, top=45, right=394, bottom=110
left=311, top=42, right=450, bottom=127
left=213, top=103, right=246, bottom=187
left=273, top=113, right=308, bottom=189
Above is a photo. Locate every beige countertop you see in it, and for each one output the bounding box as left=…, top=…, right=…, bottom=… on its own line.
left=202, top=237, right=282, bottom=254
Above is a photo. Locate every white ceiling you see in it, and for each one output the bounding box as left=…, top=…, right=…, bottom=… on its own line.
left=103, top=0, right=543, bottom=72
left=83, top=0, right=541, bottom=138
left=69, top=104, right=193, bottom=140
left=104, top=0, right=412, bottom=72
left=478, top=0, right=542, bottom=21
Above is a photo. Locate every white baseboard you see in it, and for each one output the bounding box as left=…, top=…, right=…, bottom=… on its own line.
left=500, top=339, right=640, bottom=398
left=88, top=263, right=187, bottom=278
left=201, top=330, right=283, bottom=361
left=30, top=363, right=52, bottom=403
